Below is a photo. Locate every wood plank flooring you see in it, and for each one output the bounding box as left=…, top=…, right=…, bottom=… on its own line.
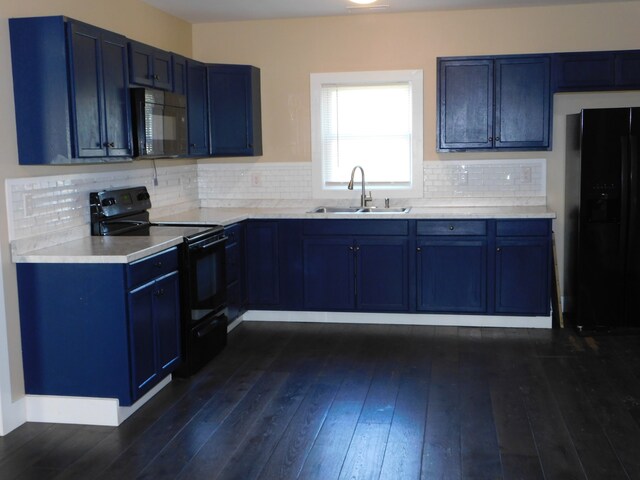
left=2, top=321, right=640, bottom=479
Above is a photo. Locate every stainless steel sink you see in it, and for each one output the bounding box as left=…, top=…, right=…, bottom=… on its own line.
left=357, top=207, right=411, bottom=214
left=308, top=206, right=411, bottom=214
left=308, top=206, right=362, bottom=214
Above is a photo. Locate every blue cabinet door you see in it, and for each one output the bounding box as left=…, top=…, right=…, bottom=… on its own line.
left=68, top=22, right=106, bottom=158
left=495, top=56, right=550, bottom=149
left=438, top=58, right=494, bottom=150
left=155, top=271, right=182, bottom=376
left=128, top=270, right=181, bottom=400
left=173, top=54, right=187, bottom=95
left=208, top=64, right=262, bottom=156
left=128, top=280, right=158, bottom=399
left=494, top=237, right=550, bottom=315
left=303, top=237, right=355, bottom=311
left=246, top=221, right=280, bottom=307
left=68, top=22, right=132, bottom=159
left=225, top=223, right=246, bottom=322
left=357, top=238, right=410, bottom=312
left=186, top=60, right=210, bottom=156
left=101, top=31, right=133, bottom=157
left=128, top=41, right=173, bottom=90
left=417, top=238, right=487, bottom=313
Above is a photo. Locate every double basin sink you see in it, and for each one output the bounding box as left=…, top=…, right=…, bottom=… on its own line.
left=308, top=206, right=411, bottom=214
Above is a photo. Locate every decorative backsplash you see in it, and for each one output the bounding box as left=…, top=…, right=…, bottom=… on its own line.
left=6, top=165, right=198, bottom=248
left=6, top=159, right=546, bottom=249
left=197, top=158, right=546, bottom=207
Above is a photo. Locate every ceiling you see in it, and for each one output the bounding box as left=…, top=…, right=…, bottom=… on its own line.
left=141, top=0, right=635, bottom=23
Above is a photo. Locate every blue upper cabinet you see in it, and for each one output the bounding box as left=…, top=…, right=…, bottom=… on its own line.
left=10, top=16, right=133, bottom=164
left=438, top=58, right=494, bottom=150
left=553, top=50, right=640, bottom=92
left=128, top=40, right=173, bottom=91
left=208, top=64, right=263, bottom=157
left=69, top=22, right=132, bottom=159
left=438, top=55, right=551, bottom=152
left=172, top=54, right=187, bottom=95
left=186, top=60, right=210, bottom=157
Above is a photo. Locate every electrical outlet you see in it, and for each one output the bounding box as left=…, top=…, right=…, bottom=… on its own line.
left=251, top=173, right=262, bottom=187
left=520, top=166, right=532, bottom=184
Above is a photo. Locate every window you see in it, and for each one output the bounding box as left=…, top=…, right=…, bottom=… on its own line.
left=311, top=70, right=423, bottom=199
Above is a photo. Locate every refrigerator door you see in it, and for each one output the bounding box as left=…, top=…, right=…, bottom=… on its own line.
left=576, top=108, right=630, bottom=329
left=623, top=108, right=640, bottom=328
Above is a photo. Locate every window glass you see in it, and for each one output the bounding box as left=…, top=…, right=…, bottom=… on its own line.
left=311, top=70, right=423, bottom=199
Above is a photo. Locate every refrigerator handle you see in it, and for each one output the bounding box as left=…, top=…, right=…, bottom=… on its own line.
left=629, top=135, right=639, bottom=239
left=621, top=136, right=631, bottom=257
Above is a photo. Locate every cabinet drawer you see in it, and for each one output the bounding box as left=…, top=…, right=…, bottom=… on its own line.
left=417, top=220, right=487, bottom=236
left=496, top=219, right=550, bottom=237
left=127, top=247, right=179, bottom=289
left=303, top=220, right=409, bottom=236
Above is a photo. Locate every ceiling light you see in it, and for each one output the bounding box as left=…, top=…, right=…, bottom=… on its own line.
left=349, top=0, right=378, bottom=4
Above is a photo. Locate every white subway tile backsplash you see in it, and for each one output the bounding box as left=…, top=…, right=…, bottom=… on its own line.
left=7, top=159, right=546, bottom=249
left=6, top=165, right=199, bottom=249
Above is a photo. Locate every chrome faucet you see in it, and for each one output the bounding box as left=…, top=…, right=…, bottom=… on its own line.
left=347, top=165, right=372, bottom=207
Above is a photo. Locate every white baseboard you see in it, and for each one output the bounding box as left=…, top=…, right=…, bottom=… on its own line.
left=241, top=310, right=552, bottom=329
left=25, top=376, right=172, bottom=427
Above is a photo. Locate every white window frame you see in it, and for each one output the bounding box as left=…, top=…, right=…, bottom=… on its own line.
left=310, top=69, right=423, bottom=200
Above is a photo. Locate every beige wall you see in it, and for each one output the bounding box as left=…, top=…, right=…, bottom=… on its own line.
left=192, top=1, right=640, bottom=304
left=0, top=0, right=193, bottom=433
left=192, top=1, right=640, bottom=165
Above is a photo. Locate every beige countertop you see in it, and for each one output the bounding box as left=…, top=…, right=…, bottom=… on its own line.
left=154, top=205, right=556, bottom=226
left=13, top=205, right=556, bottom=264
left=12, top=234, right=184, bottom=264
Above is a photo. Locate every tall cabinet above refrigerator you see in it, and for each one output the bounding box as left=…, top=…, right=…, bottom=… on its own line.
left=565, top=107, right=640, bottom=332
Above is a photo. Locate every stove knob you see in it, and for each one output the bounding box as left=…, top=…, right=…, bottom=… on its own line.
left=101, top=197, right=116, bottom=207
left=137, top=192, right=150, bottom=201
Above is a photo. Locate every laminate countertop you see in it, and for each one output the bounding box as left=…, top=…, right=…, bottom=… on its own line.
left=13, top=205, right=555, bottom=264
left=153, top=205, right=556, bottom=226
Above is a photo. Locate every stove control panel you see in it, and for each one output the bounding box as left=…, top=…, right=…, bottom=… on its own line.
left=90, top=186, right=152, bottom=220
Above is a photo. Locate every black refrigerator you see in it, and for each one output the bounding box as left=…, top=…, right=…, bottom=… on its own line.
left=565, top=107, right=640, bottom=332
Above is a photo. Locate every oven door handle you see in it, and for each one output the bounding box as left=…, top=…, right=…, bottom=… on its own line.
left=192, top=236, right=227, bottom=251
left=195, top=314, right=226, bottom=338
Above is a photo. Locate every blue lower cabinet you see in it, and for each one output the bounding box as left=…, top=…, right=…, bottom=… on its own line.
left=245, top=220, right=304, bottom=310
left=17, top=247, right=181, bottom=406
left=494, top=237, right=550, bottom=315
left=303, top=237, right=355, bottom=310
left=245, top=221, right=280, bottom=307
left=356, top=238, right=410, bottom=312
left=417, top=238, right=487, bottom=313
left=302, top=233, right=410, bottom=312
left=128, top=271, right=181, bottom=400
left=225, top=223, right=247, bottom=322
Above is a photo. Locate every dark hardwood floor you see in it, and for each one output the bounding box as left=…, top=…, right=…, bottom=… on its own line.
left=2, top=321, right=640, bottom=480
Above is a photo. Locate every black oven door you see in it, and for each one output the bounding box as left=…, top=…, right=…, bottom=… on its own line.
left=175, top=233, right=228, bottom=377
left=187, top=234, right=227, bottom=325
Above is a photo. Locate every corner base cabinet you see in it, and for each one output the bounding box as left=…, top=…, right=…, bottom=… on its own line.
left=16, top=247, right=181, bottom=406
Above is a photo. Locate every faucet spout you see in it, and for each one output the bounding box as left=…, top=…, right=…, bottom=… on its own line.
left=347, top=166, right=372, bottom=207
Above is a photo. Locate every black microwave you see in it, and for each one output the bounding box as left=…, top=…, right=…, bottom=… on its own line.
left=131, top=88, right=188, bottom=158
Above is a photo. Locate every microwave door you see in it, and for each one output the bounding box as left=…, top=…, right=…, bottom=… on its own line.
left=164, top=106, right=188, bottom=156
left=146, top=103, right=166, bottom=156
